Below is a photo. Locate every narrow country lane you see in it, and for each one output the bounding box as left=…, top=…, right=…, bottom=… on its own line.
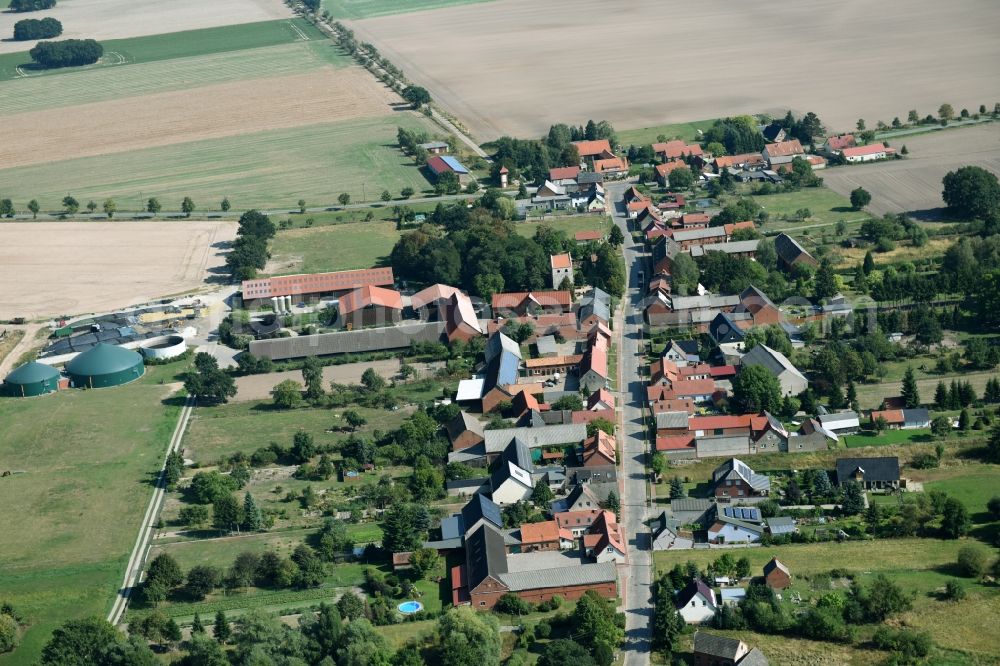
left=608, top=181, right=654, bottom=665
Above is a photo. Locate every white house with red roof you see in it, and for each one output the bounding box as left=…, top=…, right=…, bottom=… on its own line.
left=841, top=143, right=892, bottom=163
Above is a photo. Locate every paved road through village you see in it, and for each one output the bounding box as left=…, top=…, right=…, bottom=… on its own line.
left=609, top=181, right=654, bottom=665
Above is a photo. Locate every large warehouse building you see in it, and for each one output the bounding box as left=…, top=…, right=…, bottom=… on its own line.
left=240, top=267, right=395, bottom=309
left=65, top=343, right=144, bottom=388
left=4, top=361, right=61, bottom=397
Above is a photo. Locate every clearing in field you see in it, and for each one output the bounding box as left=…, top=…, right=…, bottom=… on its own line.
left=0, top=221, right=235, bottom=320
left=268, top=220, right=401, bottom=276
left=0, top=68, right=397, bottom=168
left=351, top=0, right=1000, bottom=140
left=822, top=123, right=1000, bottom=218
left=0, top=0, right=292, bottom=56
left=0, top=362, right=184, bottom=665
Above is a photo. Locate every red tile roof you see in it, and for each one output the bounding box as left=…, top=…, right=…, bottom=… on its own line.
left=871, top=409, right=905, bottom=424
left=723, top=221, right=756, bottom=235
left=589, top=510, right=626, bottom=554
left=523, top=354, right=583, bottom=369
left=520, top=520, right=560, bottom=544
left=652, top=140, right=703, bottom=159
left=680, top=213, right=710, bottom=225
left=655, top=160, right=689, bottom=177
left=554, top=510, right=601, bottom=530
left=491, top=290, right=573, bottom=310
left=688, top=414, right=753, bottom=431
left=549, top=165, right=581, bottom=181
left=410, top=283, right=461, bottom=310
left=593, top=157, right=628, bottom=173
left=338, top=285, right=403, bottom=315
left=575, top=230, right=603, bottom=242
left=571, top=408, right=615, bottom=425
left=583, top=430, right=616, bottom=466
left=671, top=378, right=717, bottom=397
left=550, top=253, right=572, bottom=270
left=572, top=139, right=614, bottom=157
left=765, top=139, right=805, bottom=157
left=841, top=143, right=887, bottom=158
left=242, top=267, right=394, bottom=300
left=825, top=134, right=856, bottom=150
left=714, top=153, right=765, bottom=169
left=709, top=365, right=738, bottom=378
left=650, top=398, right=697, bottom=416
left=655, top=434, right=695, bottom=451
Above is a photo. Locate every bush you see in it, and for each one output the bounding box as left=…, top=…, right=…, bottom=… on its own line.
left=29, top=39, right=103, bottom=68
left=12, top=17, right=62, bottom=40
left=957, top=545, right=992, bottom=577
left=494, top=593, right=533, bottom=616
left=909, top=452, right=939, bottom=469
left=871, top=627, right=932, bottom=662
left=987, top=495, right=1000, bottom=520
left=943, top=580, right=966, bottom=601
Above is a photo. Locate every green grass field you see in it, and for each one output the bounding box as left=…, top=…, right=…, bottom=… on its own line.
left=855, top=370, right=998, bottom=410
left=920, top=463, right=1000, bottom=517
left=752, top=187, right=865, bottom=228
left=843, top=428, right=933, bottom=448
left=0, top=41, right=340, bottom=117
left=322, top=0, right=492, bottom=19
left=0, top=19, right=332, bottom=81
left=0, top=114, right=437, bottom=210
left=0, top=362, right=186, bottom=665
left=617, top=119, right=718, bottom=146
left=515, top=215, right=610, bottom=240
left=270, top=220, right=402, bottom=275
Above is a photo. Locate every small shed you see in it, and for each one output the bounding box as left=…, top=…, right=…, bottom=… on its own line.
left=763, top=557, right=791, bottom=589
left=392, top=551, right=413, bottom=571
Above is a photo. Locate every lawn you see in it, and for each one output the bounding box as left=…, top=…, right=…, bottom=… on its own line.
left=0, top=361, right=187, bottom=665
left=919, top=463, right=1000, bottom=517
left=617, top=118, right=718, bottom=146
left=183, top=399, right=410, bottom=463
left=515, top=215, right=610, bottom=240
left=269, top=221, right=401, bottom=275
left=842, top=428, right=933, bottom=448
left=0, top=41, right=339, bottom=117
left=322, top=0, right=493, bottom=19
left=751, top=187, right=866, bottom=229
left=0, top=114, right=438, bottom=210
left=0, top=19, right=333, bottom=81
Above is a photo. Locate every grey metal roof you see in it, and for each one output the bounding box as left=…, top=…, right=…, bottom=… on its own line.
left=670, top=498, right=714, bottom=513
left=902, top=408, right=930, bottom=424
left=740, top=647, right=770, bottom=666
left=422, top=537, right=462, bottom=550
left=447, top=411, right=485, bottom=442
left=656, top=411, right=689, bottom=429
left=579, top=287, right=611, bottom=323
left=484, top=331, right=523, bottom=364
left=766, top=516, right=796, bottom=534
left=763, top=557, right=790, bottom=578
left=497, top=561, right=617, bottom=592
left=672, top=226, right=728, bottom=242
left=668, top=293, right=741, bottom=311
left=441, top=516, right=463, bottom=540
left=483, top=423, right=587, bottom=453
left=694, top=631, right=744, bottom=660
left=690, top=239, right=760, bottom=257
left=249, top=321, right=446, bottom=360
left=713, top=458, right=770, bottom=492
left=817, top=411, right=859, bottom=427
left=740, top=344, right=806, bottom=383
left=774, top=232, right=814, bottom=265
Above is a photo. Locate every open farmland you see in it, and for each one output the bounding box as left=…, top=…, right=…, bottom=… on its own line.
left=323, top=0, right=491, bottom=19
left=268, top=220, right=402, bottom=275
left=0, top=362, right=185, bottom=665
left=0, top=221, right=235, bottom=320
left=351, top=0, right=1000, bottom=140
left=823, top=123, right=1000, bottom=218
left=0, top=0, right=291, bottom=55
left=0, top=68, right=397, bottom=168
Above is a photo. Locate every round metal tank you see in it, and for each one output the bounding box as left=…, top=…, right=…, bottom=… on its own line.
left=140, top=335, right=187, bottom=360
left=65, top=343, right=145, bottom=389
left=4, top=361, right=60, bottom=397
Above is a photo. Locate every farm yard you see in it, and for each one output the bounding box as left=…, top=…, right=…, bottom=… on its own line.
left=0, top=361, right=186, bottom=665
left=0, top=0, right=292, bottom=56
left=349, top=0, right=1000, bottom=140
left=0, top=221, right=235, bottom=320
left=822, top=123, right=1000, bottom=218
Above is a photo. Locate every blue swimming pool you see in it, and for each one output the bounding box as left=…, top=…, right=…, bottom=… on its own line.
left=398, top=601, right=424, bottom=614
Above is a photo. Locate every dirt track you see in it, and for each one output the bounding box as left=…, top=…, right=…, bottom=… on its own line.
left=0, top=221, right=236, bottom=320
left=822, top=123, right=1000, bottom=218
left=351, top=0, right=1000, bottom=140
left=0, top=0, right=291, bottom=55
left=0, top=68, right=397, bottom=168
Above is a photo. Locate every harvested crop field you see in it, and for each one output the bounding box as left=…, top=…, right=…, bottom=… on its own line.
left=0, top=0, right=291, bottom=55
left=0, top=221, right=235, bottom=320
left=0, top=68, right=397, bottom=168
left=351, top=0, right=1000, bottom=140
left=822, top=123, right=1000, bottom=218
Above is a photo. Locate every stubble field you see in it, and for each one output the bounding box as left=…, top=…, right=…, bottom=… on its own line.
left=350, top=0, right=1000, bottom=140
left=822, top=123, right=1000, bottom=218
left=0, top=221, right=236, bottom=320
left=0, top=0, right=291, bottom=55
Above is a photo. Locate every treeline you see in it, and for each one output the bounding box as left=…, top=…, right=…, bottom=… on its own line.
left=390, top=202, right=624, bottom=297
left=29, top=39, right=102, bottom=69
left=489, top=119, right=617, bottom=184
left=226, top=210, right=275, bottom=280
left=10, top=0, right=55, bottom=11
left=12, top=17, right=61, bottom=41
